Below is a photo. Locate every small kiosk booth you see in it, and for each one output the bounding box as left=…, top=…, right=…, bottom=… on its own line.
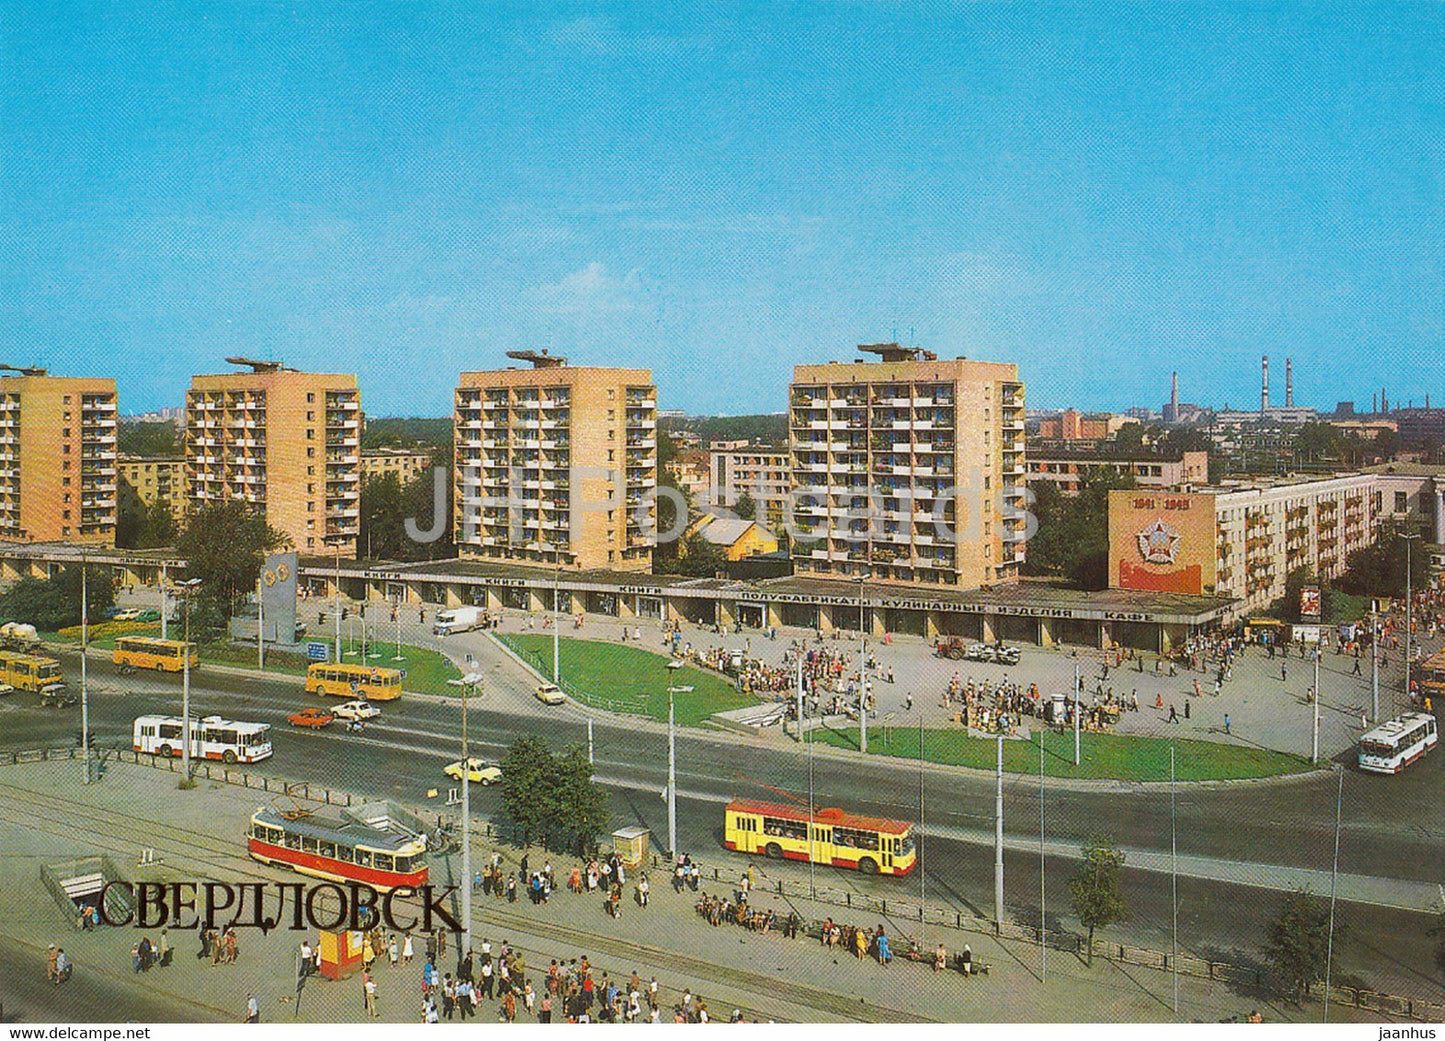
left=319, top=930, right=367, bottom=980
left=610, top=825, right=651, bottom=869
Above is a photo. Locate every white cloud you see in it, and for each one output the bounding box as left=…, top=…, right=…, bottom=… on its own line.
left=525, top=262, right=644, bottom=316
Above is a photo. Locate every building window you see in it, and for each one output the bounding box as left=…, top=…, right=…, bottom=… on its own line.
left=1395, top=491, right=1409, bottom=513
left=307, top=393, right=315, bottom=403
left=306, top=447, right=315, bottom=458
left=306, top=429, right=314, bottom=439
left=307, top=411, right=314, bottom=421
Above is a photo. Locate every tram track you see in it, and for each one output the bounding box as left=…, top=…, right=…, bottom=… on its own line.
left=0, top=773, right=929, bottom=1023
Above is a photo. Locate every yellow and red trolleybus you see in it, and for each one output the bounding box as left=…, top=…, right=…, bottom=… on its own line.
left=724, top=799, right=916, bottom=876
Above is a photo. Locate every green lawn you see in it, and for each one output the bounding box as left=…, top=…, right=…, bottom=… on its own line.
left=48, top=623, right=463, bottom=696
left=810, top=725, right=1315, bottom=782
left=498, top=634, right=758, bottom=726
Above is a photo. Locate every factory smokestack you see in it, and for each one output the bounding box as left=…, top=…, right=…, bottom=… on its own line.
left=1170, top=371, right=1179, bottom=421
left=1285, top=357, right=1293, bottom=407
left=1261, top=355, right=1270, bottom=413
left=1373, top=392, right=1378, bottom=413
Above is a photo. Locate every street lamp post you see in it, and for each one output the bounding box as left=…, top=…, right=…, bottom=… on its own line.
left=332, top=539, right=343, bottom=663
left=160, top=561, right=168, bottom=641
left=666, top=681, right=693, bottom=858
left=553, top=565, right=560, bottom=684
left=177, top=578, right=202, bottom=780
left=80, top=552, right=90, bottom=785
left=448, top=670, right=482, bottom=958
left=1370, top=601, right=1380, bottom=723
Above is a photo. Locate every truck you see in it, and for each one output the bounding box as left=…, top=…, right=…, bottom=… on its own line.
left=0, top=622, right=41, bottom=652
left=433, top=606, right=485, bottom=637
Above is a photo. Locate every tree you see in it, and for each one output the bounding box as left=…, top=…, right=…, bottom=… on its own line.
left=0, top=565, right=114, bottom=631
left=498, top=736, right=609, bottom=854
left=1336, top=525, right=1431, bottom=599
left=1273, top=566, right=1316, bottom=623
left=1113, top=422, right=1145, bottom=451
left=733, top=492, right=756, bottom=521
left=1068, top=837, right=1127, bottom=966
left=499, top=736, right=554, bottom=847
left=1263, top=890, right=1337, bottom=1004
left=359, top=473, right=407, bottom=560
left=396, top=450, right=454, bottom=561
left=117, top=421, right=181, bottom=457
left=551, top=744, right=611, bottom=856
left=175, top=501, right=286, bottom=610
left=661, top=532, right=728, bottom=578
left=1292, top=423, right=1343, bottom=465
left=1372, top=428, right=1402, bottom=461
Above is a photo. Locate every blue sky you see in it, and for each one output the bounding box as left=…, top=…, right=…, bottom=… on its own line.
left=2, top=2, right=1441, bottom=416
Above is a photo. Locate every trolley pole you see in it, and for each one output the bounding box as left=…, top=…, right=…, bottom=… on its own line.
left=858, top=579, right=868, bottom=755
left=1404, top=533, right=1419, bottom=708
left=795, top=656, right=804, bottom=743
left=160, top=561, right=168, bottom=641
left=666, top=686, right=692, bottom=857
left=552, top=566, right=560, bottom=684
left=257, top=577, right=265, bottom=671
left=460, top=676, right=473, bottom=958
left=333, top=542, right=342, bottom=664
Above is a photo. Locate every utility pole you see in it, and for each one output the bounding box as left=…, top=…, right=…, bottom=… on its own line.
left=257, top=577, right=265, bottom=670
left=333, top=541, right=342, bottom=663
left=160, top=561, right=168, bottom=641
left=459, top=673, right=477, bottom=958
left=1073, top=662, right=1081, bottom=766
left=1322, top=764, right=1345, bottom=1022
left=795, top=655, right=804, bottom=743
left=1171, top=744, right=1179, bottom=1016
left=919, top=716, right=926, bottom=949
left=858, top=578, right=868, bottom=755
left=666, top=684, right=692, bottom=858
left=80, top=554, right=90, bottom=785
left=994, top=735, right=1004, bottom=929
left=1312, top=647, right=1320, bottom=764
left=1039, top=732, right=1046, bottom=983
left=587, top=718, right=594, bottom=765
left=1370, top=602, right=1379, bottom=722
left=552, top=566, right=561, bottom=684
left=1404, top=532, right=1420, bottom=710
left=180, top=579, right=199, bottom=781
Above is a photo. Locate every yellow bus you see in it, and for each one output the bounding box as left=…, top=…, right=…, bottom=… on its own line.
left=0, top=650, right=66, bottom=696
left=113, top=636, right=198, bottom=674
left=1417, top=647, right=1445, bottom=705
left=724, top=799, right=917, bottom=876
left=306, top=662, right=403, bottom=701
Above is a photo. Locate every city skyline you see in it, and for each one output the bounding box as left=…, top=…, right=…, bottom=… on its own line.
left=3, top=3, right=1441, bottom=418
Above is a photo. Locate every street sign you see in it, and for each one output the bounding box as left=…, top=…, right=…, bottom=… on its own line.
left=306, top=642, right=330, bottom=663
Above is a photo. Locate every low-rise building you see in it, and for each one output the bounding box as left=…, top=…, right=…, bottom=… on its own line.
left=709, top=444, right=790, bottom=526
left=1034, top=409, right=1130, bottom=441
left=1028, top=449, right=1208, bottom=495
left=685, top=513, right=779, bottom=562
left=117, top=456, right=187, bottom=527
left=1109, top=473, right=1379, bottom=612
left=360, top=448, right=435, bottom=486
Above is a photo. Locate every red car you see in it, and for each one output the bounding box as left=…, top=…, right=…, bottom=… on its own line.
left=287, top=707, right=335, bottom=729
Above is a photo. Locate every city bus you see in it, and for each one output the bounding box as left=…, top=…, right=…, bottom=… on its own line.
left=1417, top=648, right=1445, bottom=704
left=113, top=636, right=198, bottom=674
left=724, top=799, right=917, bottom=876
left=132, top=714, right=273, bottom=764
left=305, top=662, right=403, bottom=701
left=0, top=650, right=66, bottom=696
left=247, top=806, right=429, bottom=891
left=1357, top=712, right=1438, bottom=774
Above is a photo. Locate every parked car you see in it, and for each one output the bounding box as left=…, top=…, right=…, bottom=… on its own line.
left=286, top=707, right=335, bottom=729
left=443, top=757, right=502, bottom=785
left=534, top=683, right=565, bottom=706
left=332, top=699, right=381, bottom=722
left=110, top=608, right=144, bottom=622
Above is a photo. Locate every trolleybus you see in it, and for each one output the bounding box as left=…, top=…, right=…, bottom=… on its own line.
left=1357, top=712, right=1438, bottom=774
left=306, top=662, right=403, bottom=701
left=724, top=799, right=916, bottom=875
left=132, top=714, right=273, bottom=764
left=114, top=636, right=198, bottom=674
left=247, top=806, right=429, bottom=890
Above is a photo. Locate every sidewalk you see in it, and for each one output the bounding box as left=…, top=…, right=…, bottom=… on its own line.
left=0, top=758, right=1409, bottom=1024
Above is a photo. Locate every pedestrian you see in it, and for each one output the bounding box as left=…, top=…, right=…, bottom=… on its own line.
left=245, top=994, right=259, bottom=1023
left=1168, top=703, right=1179, bottom=724
left=47, top=943, right=59, bottom=983
left=1184, top=700, right=1191, bottom=720
left=54, top=948, right=69, bottom=984
left=637, top=873, right=650, bottom=907
left=1223, top=713, right=1231, bottom=736
left=364, top=970, right=379, bottom=1017
left=442, top=973, right=456, bottom=1020
left=906, top=692, right=914, bottom=711
left=388, top=934, right=399, bottom=968
left=403, top=931, right=414, bottom=964
left=1281, top=663, right=1288, bottom=682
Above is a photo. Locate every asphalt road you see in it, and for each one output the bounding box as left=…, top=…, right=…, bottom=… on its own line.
left=3, top=646, right=1442, bottom=998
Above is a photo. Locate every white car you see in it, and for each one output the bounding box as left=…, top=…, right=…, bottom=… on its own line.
left=333, top=700, right=382, bottom=722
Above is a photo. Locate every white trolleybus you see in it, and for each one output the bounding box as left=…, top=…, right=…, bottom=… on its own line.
left=132, top=714, right=274, bottom=764
left=1357, top=712, right=1438, bottom=774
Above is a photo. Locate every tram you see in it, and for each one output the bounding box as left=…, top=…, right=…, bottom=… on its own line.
left=247, top=806, right=429, bottom=890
